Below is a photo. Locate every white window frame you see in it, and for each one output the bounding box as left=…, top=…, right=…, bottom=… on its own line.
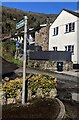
left=53, top=27, right=59, bottom=36
left=53, top=46, right=57, bottom=51
left=65, top=22, right=75, bottom=33
left=65, top=45, right=74, bottom=54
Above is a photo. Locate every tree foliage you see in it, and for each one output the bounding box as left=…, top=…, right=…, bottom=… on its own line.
left=2, top=6, right=57, bottom=35
left=2, top=39, right=16, bottom=56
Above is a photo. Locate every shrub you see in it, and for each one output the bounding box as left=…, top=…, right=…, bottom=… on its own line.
left=2, top=78, right=22, bottom=99
left=2, top=74, right=57, bottom=103
left=27, top=74, right=57, bottom=95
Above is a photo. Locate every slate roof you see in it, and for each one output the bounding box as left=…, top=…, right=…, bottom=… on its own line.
left=63, top=9, right=79, bottom=18
left=51, top=9, right=79, bottom=24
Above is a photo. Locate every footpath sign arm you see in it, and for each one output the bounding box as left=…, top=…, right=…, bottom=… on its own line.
left=16, top=19, right=25, bottom=30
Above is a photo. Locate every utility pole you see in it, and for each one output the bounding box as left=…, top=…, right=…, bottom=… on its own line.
left=22, top=16, right=28, bottom=104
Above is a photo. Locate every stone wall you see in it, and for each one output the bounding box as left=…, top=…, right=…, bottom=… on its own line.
left=35, top=26, right=49, bottom=51
left=27, top=88, right=57, bottom=101
left=28, top=60, right=73, bottom=71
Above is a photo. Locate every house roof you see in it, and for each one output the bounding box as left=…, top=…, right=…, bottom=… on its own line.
left=51, top=9, right=79, bottom=25
left=63, top=9, right=79, bottom=18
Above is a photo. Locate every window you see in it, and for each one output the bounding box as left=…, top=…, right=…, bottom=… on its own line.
left=69, top=23, right=72, bottom=32
left=53, top=47, right=57, bottom=51
left=66, top=25, right=68, bottom=33
left=68, top=45, right=71, bottom=52
left=72, top=22, right=75, bottom=31
left=65, top=22, right=75, bottom=33
left=65, top=46, right=67, bottom=51
left=53, top=27, right=59, bottom=36
left=65, top=45, right=74, bottom=54
left=72, top=45, right=74, bottom=53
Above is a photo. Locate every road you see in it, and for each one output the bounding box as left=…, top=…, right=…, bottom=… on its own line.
left=15, top=67, right=79, bottom=92
left=15, top=67, right=79, bottom=82
left=15, top=67, right=79, bottom=101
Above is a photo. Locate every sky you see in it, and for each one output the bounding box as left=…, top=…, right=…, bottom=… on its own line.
left=2, top=2, right=79, bottom=14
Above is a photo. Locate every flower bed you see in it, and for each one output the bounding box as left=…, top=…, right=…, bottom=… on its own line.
left=2, top=98, right=60, bottom=120
left=2, top=74, right=57, bottom=104
left=27, top=74, right=57, bottom=100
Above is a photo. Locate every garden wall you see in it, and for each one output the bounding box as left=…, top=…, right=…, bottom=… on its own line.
left=28, top=60, right=73, bottom=71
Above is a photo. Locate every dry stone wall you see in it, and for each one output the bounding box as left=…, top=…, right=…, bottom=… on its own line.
left=28, top=60, right=73, bottom=71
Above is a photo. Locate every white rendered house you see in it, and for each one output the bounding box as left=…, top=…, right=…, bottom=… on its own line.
left=49, top=9, right=79, bottom=65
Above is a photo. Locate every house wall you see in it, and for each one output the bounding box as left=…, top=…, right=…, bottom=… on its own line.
left=49, top=10, right=78, bottom=64
left=77, top=18, right=79, bottom=64
left=18, top=36, right=23, bottom=43
left=35, top=29, right=42, bottom=47
left=29, top=34, right=34, bottom=42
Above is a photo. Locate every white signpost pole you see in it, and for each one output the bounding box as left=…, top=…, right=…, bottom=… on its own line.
left=22, top=16, right=28, bottom=104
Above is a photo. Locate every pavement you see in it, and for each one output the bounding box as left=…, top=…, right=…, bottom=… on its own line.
left=55, top=69, right=79, bottom=78
left=15, top=67, right=79, bottom=77
left=14, top=67, right=79, bottom=84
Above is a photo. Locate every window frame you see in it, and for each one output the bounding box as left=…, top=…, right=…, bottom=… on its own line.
left=53, top=27, right=59, bottom=36
left=65, top=45, right=74, bottom=54
left=65, top=22, right=75, bottom=33
left=53, top=46, right=58, bottom=51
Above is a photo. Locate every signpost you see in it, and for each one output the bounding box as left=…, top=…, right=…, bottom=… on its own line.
left=16, top=16, right=28, bottom=104
left=16, top=19, right=25, bottom=30
left=22, top=16, right=28, bottom=104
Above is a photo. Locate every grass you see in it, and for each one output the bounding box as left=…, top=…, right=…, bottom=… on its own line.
left=2, top=51, right=23, bottom=66
left=0, top=40, right=23, bottom=66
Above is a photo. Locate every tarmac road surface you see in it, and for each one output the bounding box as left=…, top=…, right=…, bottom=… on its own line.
left=15, top=67, right=79, bottom=83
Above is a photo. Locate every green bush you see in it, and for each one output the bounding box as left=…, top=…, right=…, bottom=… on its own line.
left=27, top=74, right=57, bottom=95
left=2, top=78, right=22, bottom=99
left=2, top=74, right=57, bottom=100
left=2, top=40, right=16, bottom=55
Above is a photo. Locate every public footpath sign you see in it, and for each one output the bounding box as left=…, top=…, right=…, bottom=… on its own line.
left=16, top=16, right=28, bottom=104
left=16, top=19, right=25, bottom=30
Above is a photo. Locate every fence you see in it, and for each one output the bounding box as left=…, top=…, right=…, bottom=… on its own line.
left=29, top=51, right=71, bottom=62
